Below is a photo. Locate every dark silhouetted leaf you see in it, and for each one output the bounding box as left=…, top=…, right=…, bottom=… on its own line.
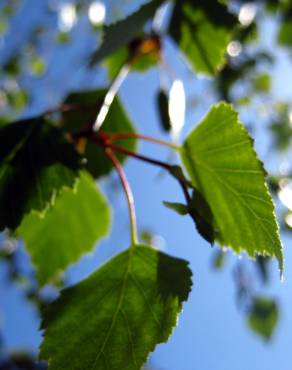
left=62, top=89, right=136, bottom=178
left=17, top=172, right=110, bottom=285
left=255, top=255, right=270, bottom=284
left=90, top=0, right=164, bottom=66
left=40, top=245, right=192, bottom=370
left=188, top=189, right=216, bottom=244
left=156, top=89, right=171, bottom=132
left=0, top=117, right=81, bottom=231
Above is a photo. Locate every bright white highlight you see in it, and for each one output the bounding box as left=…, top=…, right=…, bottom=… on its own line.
left=227, top=41, right=242, bottom=57
left=285, top=213, right=292, bottom=228
left=288, top=110, right=292, bottom=127
left=278, top=180, right=292, bottom=210
left=58, top=3, right=77, bottom=32
left=93, top=64, right=130, bottom=131
left=239, top=3, right=257, bottom=26
left=168, top=79, right=185, bottom=139
left=88, top=1, right=106, bottom=26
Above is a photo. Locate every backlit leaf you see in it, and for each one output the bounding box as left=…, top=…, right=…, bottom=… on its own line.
left=17, top=172, right=110, bottom=285
left=40, top=245, right=192, bottom=370
left=180, top=103, right=283, bottom=273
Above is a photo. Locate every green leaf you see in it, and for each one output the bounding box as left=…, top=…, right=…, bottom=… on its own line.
left=180, top=102, right=283, bottom=273
left=0, top=117, right=81, bottom=231
left=247, top=297, right=278, bottom=341
left=6, top=88, right=28, bottom=112
left=163, top=190, right=216, bottom=244
left=90, top=0, right=164, bottom=66
left=278, top=20, right=292, bottom=46
left=29, top=55, right=46, bottom=76
left=17, top=171, right=110, bottom=285
left=40, top=245, right=192, bottom=370
left=105, top=42, right=158, bottom=80
left=62, top=89, right=136, bottom=178
left=169, top=0, right=236, bottom=76
left=251, top=73, right=271, bottom=93
left=212, top=249, right=226, bottom=270
left=163, top=201, right=188, bottom=215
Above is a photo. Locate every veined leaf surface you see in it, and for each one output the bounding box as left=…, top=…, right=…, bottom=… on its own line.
left=18, top=172, right=111, bottom=285
left=180, top=103, right=283, bottom=273
left=40, top=245, right=192, bottom=369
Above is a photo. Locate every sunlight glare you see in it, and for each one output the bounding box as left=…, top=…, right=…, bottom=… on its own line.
left=285, top=213, right=292, bottom=228
left=88, top=1, right=106, bottom=26
left=227, top=41, right=242, bottom=57
left=278, top=180, right=292, bottom=210
left=169, top=79, right=185, bottom=139
left=239, top=3, right=257, bottom=26
left=58, top=3, right=77, bottom=32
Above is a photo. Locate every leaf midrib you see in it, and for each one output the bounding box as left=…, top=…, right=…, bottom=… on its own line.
left=90, top=248, right=135, bottom=370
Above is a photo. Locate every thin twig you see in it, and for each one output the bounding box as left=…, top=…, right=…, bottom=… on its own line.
left=94, top=137, right=172, bottom=171
left=103, top=131, right=180, bottom=150
left=104, top=148, right=138, bottom=245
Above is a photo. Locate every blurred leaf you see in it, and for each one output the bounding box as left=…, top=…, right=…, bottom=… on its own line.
left=6, top=89, right=28, bottom=111
left=0, top=117, right=81, bottom=230
left=156, top=89, right=171, bottom=132
left=30, top=56, right=46, bottom=76
left=169, top=0, right=237, bottom=76
left=90, top=0, right=164, bottom=66
left=2, top=57, right=21, bottom=77
left=62, top=89, right=136, bottom=178
left=278, top=20, right=292, bottom=46
left=55, top=32, right=71, bottom=44
left=248, top=297, right=278, bottom=340
left=180, top=103, right=283, bottom=273
left=251, top=73, right=271, bottom=93
left=237, top=96, right=252, bottom=107
left=105, top=36, right=160, bottom=79
left=269, top=104, right=292, bottom=151
left=0, top=17, right=8, bottom=35
left=255, top=255, right=270, bottom=284
left=40, top=245, right=192, bottom=370
left=212, top=249, right=226, bottom=270
left=17, top=171, right=110, bottom=285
